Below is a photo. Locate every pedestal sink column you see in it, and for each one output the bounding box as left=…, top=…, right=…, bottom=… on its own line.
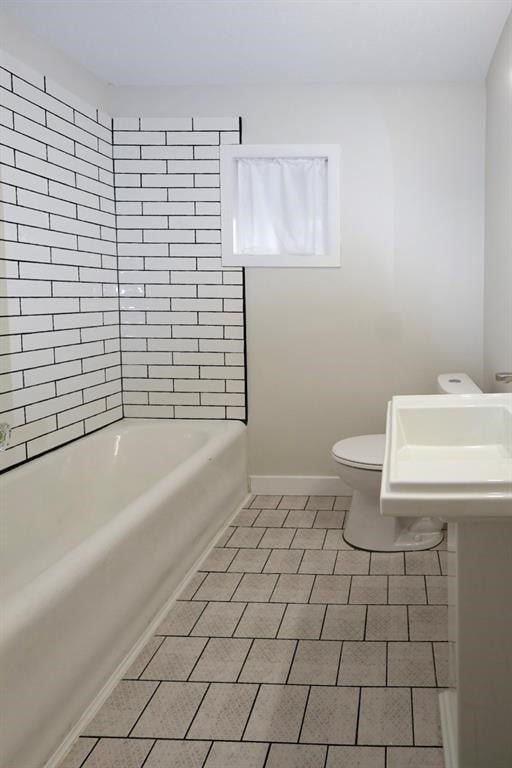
left=440, top=520, right=512, bottom=768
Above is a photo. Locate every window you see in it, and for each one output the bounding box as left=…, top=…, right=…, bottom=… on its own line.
left=220, top=144, right=340, bottom=268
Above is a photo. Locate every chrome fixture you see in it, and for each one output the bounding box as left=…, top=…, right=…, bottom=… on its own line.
left=0, top=422, right=11, bottom=451
left=495, top=372, right=512, bottom=383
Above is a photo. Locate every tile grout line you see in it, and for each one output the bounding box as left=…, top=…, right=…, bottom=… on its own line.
left=239, top=682, right=261, bottom=741
left=183, top=681, right=212, bottom=741
left=185, top=600, right=209, bottom=636
left=74, top=737, right=99, bottom=768
left=335, top=639, right=345, bottom=686
left=128, top=635, right=165, bottom=681
left=126, top=680, right=162, bottom=738
left=284, top=638, right=300, bottom=685
left=199, top=740, right=214, bottom=768
left=296, top=684, right=313, bottom=745
left=138, top=739, right=158, bottom=768
left=234, top=636, right=255, bottom=684
left=354, top=685, right=363, bottom=747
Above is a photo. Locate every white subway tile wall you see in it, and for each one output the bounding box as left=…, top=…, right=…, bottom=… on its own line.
left=1, top=52, right=246, bottom=471
left=0, top=52, right=122, bottom=471
left=113, top=117, right=246, bottom=421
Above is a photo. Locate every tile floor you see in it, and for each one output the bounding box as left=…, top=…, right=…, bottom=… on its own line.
left=60, top=495, right=448, bottom=768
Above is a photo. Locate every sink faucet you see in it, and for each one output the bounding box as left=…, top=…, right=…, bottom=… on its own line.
left=0, top=422, right=11, bottom=451
left=495, top=372, right=512, bottom=384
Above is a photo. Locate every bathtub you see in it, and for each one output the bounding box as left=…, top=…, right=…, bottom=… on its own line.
left=0, top=418, right=248, bottom=768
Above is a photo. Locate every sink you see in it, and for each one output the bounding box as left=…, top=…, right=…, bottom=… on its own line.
left=381, top=393, right=512, bottom=519
left=381, top=393, right=512, bottom=766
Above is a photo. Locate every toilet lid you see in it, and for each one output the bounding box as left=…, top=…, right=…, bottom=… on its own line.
left=331, top=434, right=385, bottom=469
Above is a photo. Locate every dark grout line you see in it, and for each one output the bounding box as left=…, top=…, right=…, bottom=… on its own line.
left=126, top=680, right=162, bottom=738
left=239, top=682, right=261, bottom=741
left=296, top=684, right=312, bottom=745
left=354, top=685, right=363, bottom=747
left=123, top=635, right=165, bottom=681
left=74, top=736, right=99, bottom=768
left=410, top=686, right=415, bottom=746
left=139, top=739, right=158, bottom=768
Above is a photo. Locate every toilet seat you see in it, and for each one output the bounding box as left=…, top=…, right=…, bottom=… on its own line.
left=331, top=434, right=385, bottom=470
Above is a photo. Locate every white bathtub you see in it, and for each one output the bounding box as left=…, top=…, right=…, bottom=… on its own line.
left=0, top=418, right=248, bottom=768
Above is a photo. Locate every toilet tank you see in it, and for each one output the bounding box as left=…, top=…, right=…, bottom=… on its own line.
left=437, top=373, right=482, bottom=394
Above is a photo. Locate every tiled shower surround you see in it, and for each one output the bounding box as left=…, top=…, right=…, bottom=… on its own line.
left=114, top=117, right=245, bottom=421
left=0, top=52, right=246, bottom=470
left=0, top=52, right=121, bottom=471
left=59, top=495, right=447, bottom=768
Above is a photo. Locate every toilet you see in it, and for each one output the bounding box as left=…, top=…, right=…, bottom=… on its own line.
left=331, top=373, right=482, bottom=551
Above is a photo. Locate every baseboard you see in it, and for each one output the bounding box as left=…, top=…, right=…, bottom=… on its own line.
left=250, top=475, right=352, bottom=495
left=43, top=492, right=252, bottom=768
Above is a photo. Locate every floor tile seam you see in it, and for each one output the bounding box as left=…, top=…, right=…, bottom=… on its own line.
left=186, top=636, right=216, bottom=682
left=361, top=603, right=369, bottom=643
left=74, top=737, right=99, bottom=768
left=410, top=686, right=416, bottom=747
left=258, top=742, right=272, bottom=768
left=125, top=635, right=166, bottom=681
left=261, top=742, right=274, bottom=768
left=187, top=572, right=208, bottom=600
left=271, top=600, right=289, bottom=639
left=346, top=575, right=354, bottom=604
left=283, top=636, right=301, bottom=685
left=304, top=570, right=316, bottom=603
left=266, top=570, right=282, bottom=602
left=138, top=680, right=447, bottom=688
left=82, top=734, right=444, bottom=747
left=235, top=636, right=256, bottom=683
left=199, top=740, right=214, bottom=768
left=310, top=509, right=320, bottom=528
left=354, top=684, right=363, bottom=751
left=334, top=638, right=345, bottom=686
left=431, top=641, right=439, bottom=688
left=139, top=739, right=159, bottom=768
left=183, top=681, right=212, bottom=740
left=424, top=574, right=431, bottom=604
left=321, top=741, right=330, bottom=768
left=231, top=599, right=251, bottom=638
left=121, top=677, right=445, bottom=690
left=260, top=547, right=274, bottom=573
left=190, top=581, right=444, bottom=598
left=296, top=547, right=308, bottom=574
left=239, top=681, right=262, bottom=741
left=295, top=683, right=313, bottom=744
left=126, top=680, right=163, bottom=739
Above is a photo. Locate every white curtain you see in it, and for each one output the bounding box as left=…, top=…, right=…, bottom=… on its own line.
left=234, top=157, right=328, bottom=257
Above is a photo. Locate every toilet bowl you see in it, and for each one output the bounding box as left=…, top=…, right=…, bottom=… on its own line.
left=331, top=372, right=482, bottom=551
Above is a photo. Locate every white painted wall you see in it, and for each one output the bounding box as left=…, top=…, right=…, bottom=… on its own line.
left=484, top=12, right=512, bottom=392
left=0, top=9, right=111, bottom=112
left=113, top=83, right=485, bottom=476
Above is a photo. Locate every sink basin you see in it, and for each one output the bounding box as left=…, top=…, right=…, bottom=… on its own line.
left=381, top=393, right=512, bottom=519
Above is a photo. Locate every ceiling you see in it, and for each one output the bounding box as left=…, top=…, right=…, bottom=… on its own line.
left=1, top=0, right=511, bottom=86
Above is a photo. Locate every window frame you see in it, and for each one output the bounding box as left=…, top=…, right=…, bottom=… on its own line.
left=220, top=143, right=340, bottom=268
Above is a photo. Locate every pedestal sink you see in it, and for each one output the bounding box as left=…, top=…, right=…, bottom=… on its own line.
left=381, top=393, right=512, bottom=768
